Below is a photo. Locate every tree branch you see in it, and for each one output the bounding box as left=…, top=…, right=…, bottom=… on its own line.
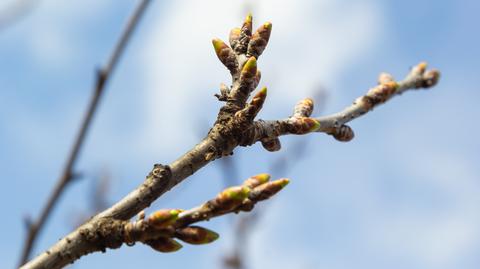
left=18, top=0, right=152, bottom=266
left=240, top=62, right=440, bottom=145
left=21, top=14, right=440, bottom=269
left=121, top=174, right=288, bottom=252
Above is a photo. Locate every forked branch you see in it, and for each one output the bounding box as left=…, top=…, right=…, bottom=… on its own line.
left=21, top=14, right=440, bottom=269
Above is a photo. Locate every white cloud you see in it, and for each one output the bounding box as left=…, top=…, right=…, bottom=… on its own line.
left=11, top=0, right=115, bottom=68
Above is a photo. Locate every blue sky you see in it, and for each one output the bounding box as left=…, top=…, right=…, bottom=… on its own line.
left=1, top=0, right=479, bottom=268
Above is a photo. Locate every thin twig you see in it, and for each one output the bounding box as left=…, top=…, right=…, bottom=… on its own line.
left=17, top=0, right=152, bottom=265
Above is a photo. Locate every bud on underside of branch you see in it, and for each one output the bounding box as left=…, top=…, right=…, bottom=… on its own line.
left=146, top=237, right=183, bottom=253
left=331, top=125, right=354, bottom=142
left=175, top=226, right=219, bottom=245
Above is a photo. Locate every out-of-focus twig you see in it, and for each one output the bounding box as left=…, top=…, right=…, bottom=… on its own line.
left=90, top=168, right=112, bottom=213
left=17, top=0, right=152, bottom=265
left=222, top=87, right=328, bottom=269
left=69, top=168, right=113, bottom=229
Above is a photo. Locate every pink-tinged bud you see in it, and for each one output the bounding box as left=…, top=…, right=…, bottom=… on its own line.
left=363, top=81, right=398, bottom=108
left=147, top=209, right=181, bottom=228
left=212, top=38, right=237, bottom=72
left=247, top=22, right=272, bottom=58
left=213, top=186, right=250, bottom=211
left=250, top=87, right=267, bottom=109
left=146, top=237, right=183, bottom=253
left=293, top=98, right=314, bottom=118
left=233, top=13, right=253, bottom=54
left=289, top=117, right=321, bottom=134
left=249, top=178, right=290, bottom=202
left=331, top=125, right=354, bottom=142
left=176, top=226, right=219, bottom=245
left=241, top=56, right=257, bottom=80
left=422, top=69, right=440, bottom=88
left=378, top=72, right=395, bottom=85
left=242, top=13, right=253, bottom=35
left=253, top=86, right=267, bottom=102
left=221, top=186, right=250, bottom=201
left=234, top=87, right=267, bottom=121
left=212, top=38, right=227, bottom=55
left=243, top=173, right=271, bottom=188
left=411, top=61, right=428, bottom=75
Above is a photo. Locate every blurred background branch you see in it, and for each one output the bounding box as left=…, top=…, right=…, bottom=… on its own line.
left=17, top=0, right=152, bottom=265
left=222, top=87, right=328, bottom=269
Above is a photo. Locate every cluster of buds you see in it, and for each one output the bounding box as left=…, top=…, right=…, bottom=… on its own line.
left=123, top=173, right=289, bottom=253
left=212, top=14, right=271, bottom=108
left=361, top=62, right=440, bottom=111
left=212, top=13, right=271, bottom=74
left=408, top=62, right=440, bottom=89
left=226, top=13, right=272, bottom=58
left=323, top=62, right=440, bottom=143
left=361, top=81, right=399, bottom=109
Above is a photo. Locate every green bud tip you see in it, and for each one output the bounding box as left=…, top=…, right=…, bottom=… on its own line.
left=169, top=209, right=181, bottom=217
left=242, top=56, right=257, bottom=73
left=308, top=118, right=321, bottom=132
left=253, top=173, right=270, bottom=184
left=209, top=233, right=219, bottom=242
left=263, top=22, right=272, bottom=30
left=169, top=240, right=183, bottom=252
left=148, top=238, right=183, bottom=253
left=199, top=227, right=220, bottom=244
left=224, top=186, right=250, bottom=201
left=245, top=13, right=252, bottom=24
left=212, top=38, right=227, bottom=54
left=148, top=209, right=181, bottom=227
left=176, top=226, right=220, bottom=245
left=201, top=229, right=219, bottom=243
left=275, top=178, right=290, bottom=188
left=258, top=87, right=267, bottom=96
left=244, top=173, right=271, bottom=188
